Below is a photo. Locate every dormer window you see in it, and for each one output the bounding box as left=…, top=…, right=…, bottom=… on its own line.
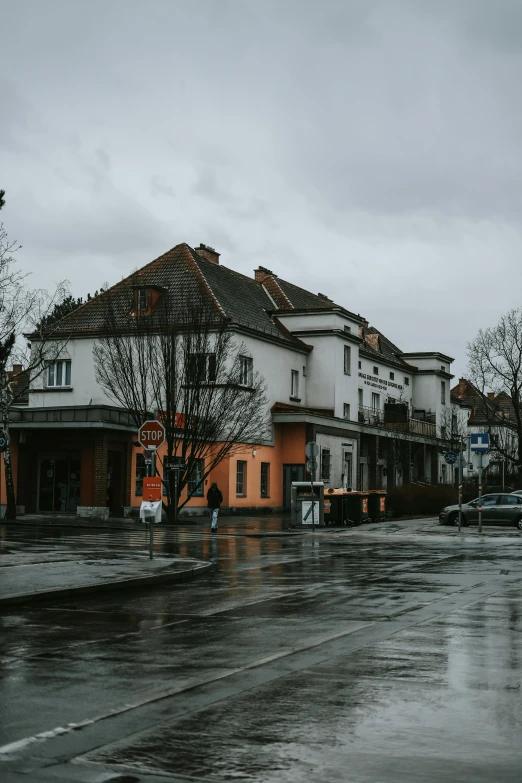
left=137, top=288, right=148, bottom=312
left=132, top=285, right=165, bottom=316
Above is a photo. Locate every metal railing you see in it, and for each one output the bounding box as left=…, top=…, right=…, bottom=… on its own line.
left=357, top=406, right=437, bottom=438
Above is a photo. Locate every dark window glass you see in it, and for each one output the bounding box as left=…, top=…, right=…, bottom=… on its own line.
left=236, top=460, right=247, bottom=496
left=135, top=454, right=146, bottom=496
left=260, top=462, right=270, bottom=498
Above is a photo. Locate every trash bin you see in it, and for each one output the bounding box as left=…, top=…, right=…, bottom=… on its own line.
left=343, top=491, right=369, bottom=525
left=367, top=491, right=387, bottom=522
left=324, top=488, right=345, bottom=526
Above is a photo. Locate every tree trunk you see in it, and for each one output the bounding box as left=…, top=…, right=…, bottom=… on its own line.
left=3, top=420, right=16, bottom=520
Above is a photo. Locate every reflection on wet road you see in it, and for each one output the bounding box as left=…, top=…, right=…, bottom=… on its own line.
left=1, top=522, right=522, bottom=782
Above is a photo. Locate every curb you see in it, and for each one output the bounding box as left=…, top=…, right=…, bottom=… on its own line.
left=0, top=561, right=213, bottom=608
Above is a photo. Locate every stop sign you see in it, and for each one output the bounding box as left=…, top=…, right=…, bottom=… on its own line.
left=138, top=420, right=165, bottom=450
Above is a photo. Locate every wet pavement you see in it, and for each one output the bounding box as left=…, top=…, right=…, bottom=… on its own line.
left=1, top=518, right=522, bottom=782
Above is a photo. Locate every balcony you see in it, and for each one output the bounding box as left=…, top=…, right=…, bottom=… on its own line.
left=357, top=406, right=436, bottom=438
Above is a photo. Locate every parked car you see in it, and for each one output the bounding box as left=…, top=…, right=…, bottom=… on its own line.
left=439, top=493, right=522, bottom=530
left=510, top=490, right=522, bottom=497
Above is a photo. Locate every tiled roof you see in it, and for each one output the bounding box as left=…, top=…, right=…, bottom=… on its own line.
left=451, top=379, right=517, bottom=426
left=275, top=279, right=336, bottom=310
left=359, top=326, right=413, bottom=370
left=45, top=243, right=307, bottom=349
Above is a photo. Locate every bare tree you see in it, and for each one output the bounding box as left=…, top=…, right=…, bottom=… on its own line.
left=0, top=192, right=70, bottom=518
left=467, top=308, right=522, bottom=485
left=93, top=284, right=270, bottom=520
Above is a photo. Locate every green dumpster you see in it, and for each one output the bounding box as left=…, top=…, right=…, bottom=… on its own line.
left=367, top=490, right=386, bottom=522
left=343, top=491, right=369, bottom=525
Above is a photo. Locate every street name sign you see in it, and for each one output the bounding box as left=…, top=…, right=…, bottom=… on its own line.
left=470, top=433, right=489, bottom=452
left=138, top=421, right=166, bottom=450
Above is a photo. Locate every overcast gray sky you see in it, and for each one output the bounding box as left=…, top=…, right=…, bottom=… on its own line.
left=2, top=0, right=522, bottom=380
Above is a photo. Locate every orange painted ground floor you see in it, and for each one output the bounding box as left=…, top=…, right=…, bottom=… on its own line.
left=3, top=405, right=443, bottom=519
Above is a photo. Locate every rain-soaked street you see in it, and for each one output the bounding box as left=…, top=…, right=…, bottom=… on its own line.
left=1, top=520, right=522, bottom=782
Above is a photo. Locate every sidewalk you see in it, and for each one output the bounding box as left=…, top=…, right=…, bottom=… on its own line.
left=0, top=552, right=212, bottom=608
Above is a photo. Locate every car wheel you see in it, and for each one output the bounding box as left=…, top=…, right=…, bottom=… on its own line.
left=514, top=516, right=522, bottom=532
left=447, top=512, right=458, bottom=526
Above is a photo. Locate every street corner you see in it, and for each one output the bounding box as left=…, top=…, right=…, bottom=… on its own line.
left=0, top=554, right=213, bottom=609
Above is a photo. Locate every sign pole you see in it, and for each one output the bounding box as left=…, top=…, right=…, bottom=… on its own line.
left=478, top=452, right=483, bottom=534
left=458, top=439, right=463, bottom=533
left=310, top=464, right=315, bottom=531
left=174, top=469, right=178, bottom=526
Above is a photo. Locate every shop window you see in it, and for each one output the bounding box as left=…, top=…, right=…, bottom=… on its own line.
left=188, top=459, right=205, bottom=497
left=260, top=462, right=270, bottom=498
left=236, top=460, right=247, bottom=496
left=47, top=359, right=71, bottom=387
left=135, top=453, right=147, bottom=496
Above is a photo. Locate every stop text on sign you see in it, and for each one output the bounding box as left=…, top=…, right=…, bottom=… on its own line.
left=138, top=420, right=166, bottom=450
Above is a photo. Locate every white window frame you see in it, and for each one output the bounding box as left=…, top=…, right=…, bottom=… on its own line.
left=291, top=369, right=299, bottom=399
left=371, top=392, right=380, bottom=412
left=236, top=460, right=247, bottom=496
left=344, top=345, right=351, bottom=375
left=47, top=359, right=72, bottom=388
left=239, top=355, right=253, bottom=387
left=343, top=403, right=350, bottom=420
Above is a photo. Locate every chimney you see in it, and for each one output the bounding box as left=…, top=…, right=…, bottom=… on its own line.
left=197, top=243, right=220, bottom=264
left=487, top=392, right=495, bottom=400
left=12, top=364, right=23, bottom=374
left=254, top=266, right=274, bottom=284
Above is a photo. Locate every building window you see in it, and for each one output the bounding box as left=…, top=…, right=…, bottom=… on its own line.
left=239, top=355, right=253, bottom=387
left=404, top=377, right=410, bottom=386
left=344, top=325, right=351, bottom=333
left=358, top=360, right=361, bottom=369
left=389, top=371, right=394, bottom=380
left=291, top=369, right=299, bottom=398
left=344, top=346, right=351, bottom=375
left=47, top=359, right=71, bottom=387
left=188, top=353, right=217, bottom=383
left=188, top=459, right=204, bottom=497
left=441, top=381, right=446, bottom=405
left=441, top=365, right=446, bottom=372
left=137, top=288, right=148, bottom=312
left=162, top=456, right=184, bottom=497
left=321, top=448, right=331, bottom=481
left=343, top=403, right=350, bottom=420
left=260, top=462, right=270, bottom=498
left=358, top=388, right=363, bottom=406
left=303, top=366, right=306, bottom=376
left=135, top=453, right=147, bottom=496
left=373, top=366, right=378, bottom=375
left=441, top=425, right=447, bottom=439
left=371, top=392, right=380, bottom=412
left=236, top=460, right=247, bottom=496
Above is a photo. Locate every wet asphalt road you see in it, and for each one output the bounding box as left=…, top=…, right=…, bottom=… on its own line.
left=1, top=521, right=522, bottom=782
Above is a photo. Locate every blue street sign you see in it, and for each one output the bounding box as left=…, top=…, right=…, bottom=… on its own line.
left=470, top=433, right=489, bottom=452
left=444, top=452, right=457, bottom=464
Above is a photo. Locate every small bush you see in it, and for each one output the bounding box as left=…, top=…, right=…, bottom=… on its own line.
left=387, top=484, right=457, bottom=518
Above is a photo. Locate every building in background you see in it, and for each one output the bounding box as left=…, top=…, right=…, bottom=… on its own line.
left=5, top=242, right=457, bottom=518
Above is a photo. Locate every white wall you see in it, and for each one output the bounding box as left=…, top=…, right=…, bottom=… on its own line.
left=29, top=338, right=114, bottom=407
left=28, top=332, right=310, bottom=413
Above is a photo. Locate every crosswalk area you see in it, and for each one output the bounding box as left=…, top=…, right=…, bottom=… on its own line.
left=2, top=524, right=227, bottom=561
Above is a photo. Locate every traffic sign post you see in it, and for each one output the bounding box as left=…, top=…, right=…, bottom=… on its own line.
left=138, top=421, right=165, bottom=451
left=305, top=442, right=319, bottom=530
left=444, top=452, right=457, bottom=465
left=470, top=435, right=490, bottom=535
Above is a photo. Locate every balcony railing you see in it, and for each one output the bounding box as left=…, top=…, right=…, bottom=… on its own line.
left=357, top=406, right=436, bottom=438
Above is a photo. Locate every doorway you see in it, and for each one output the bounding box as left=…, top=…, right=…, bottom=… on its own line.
left=283, top=464, right=305, bottom=510
left=38, top=457, right=81, bottom=513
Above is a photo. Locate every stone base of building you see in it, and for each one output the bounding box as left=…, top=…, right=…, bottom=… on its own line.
left=77, top=506, right=110, bottom=521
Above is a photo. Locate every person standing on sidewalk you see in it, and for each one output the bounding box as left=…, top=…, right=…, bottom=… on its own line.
left=207, top=482, right=223, bottom=531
